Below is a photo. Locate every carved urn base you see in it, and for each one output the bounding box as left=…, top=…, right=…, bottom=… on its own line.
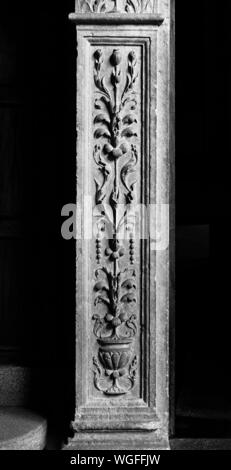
left=93, top=338, right=137, bottom=395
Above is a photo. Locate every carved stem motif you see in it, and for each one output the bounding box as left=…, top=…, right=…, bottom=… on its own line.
left=92, top=48, right=139, bottom=395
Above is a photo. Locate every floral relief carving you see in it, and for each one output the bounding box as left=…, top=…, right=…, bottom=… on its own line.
left=92, top=48, right=139, bottom=395
left=75, top=0, right=154, bottom=14
left=124, top=0, right=153, bottom=13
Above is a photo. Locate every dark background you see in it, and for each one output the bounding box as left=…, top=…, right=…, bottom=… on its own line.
left=0, top=0, right=230, bottom=439
left=176, top=1, right=231, bottom=436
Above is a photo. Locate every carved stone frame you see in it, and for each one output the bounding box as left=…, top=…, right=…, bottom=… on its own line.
left=66, top=0, right=173, bottom=450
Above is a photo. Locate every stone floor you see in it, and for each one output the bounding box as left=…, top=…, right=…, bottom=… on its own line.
left=0, top=407, right=47, bottom=450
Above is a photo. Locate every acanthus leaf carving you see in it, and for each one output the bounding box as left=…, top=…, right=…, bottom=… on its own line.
left=76, top=0, right=154, bottom=14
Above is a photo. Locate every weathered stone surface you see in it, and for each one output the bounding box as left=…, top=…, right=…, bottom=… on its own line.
left=0, top=366, right=30, bottom=406
left=0, top=407, right=47, bottom=450
left=74, top=0, right=159, bottom=14
left=65, top=431, right=169, bottom=450
left=66, top=0, right=173, bottom=450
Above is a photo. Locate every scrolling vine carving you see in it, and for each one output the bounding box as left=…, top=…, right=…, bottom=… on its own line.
left=92, top=48, right=139, bottom=395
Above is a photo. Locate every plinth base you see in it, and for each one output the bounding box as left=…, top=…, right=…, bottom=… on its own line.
left=64, top=431, right=169, bottom=450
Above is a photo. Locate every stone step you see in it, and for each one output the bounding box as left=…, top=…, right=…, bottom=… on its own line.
left=0, top=407, right=47, bottom=450
left=0, top=365, right=30, bottom=406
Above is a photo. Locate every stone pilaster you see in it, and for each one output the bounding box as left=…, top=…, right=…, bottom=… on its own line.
left=66, top=0, right=173, bottom=450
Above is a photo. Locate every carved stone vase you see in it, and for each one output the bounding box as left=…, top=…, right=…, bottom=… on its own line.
left=97, top=338, right=136, bottom=395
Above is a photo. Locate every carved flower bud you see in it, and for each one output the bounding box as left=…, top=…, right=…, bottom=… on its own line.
left=120, top=143, right=128, bottom=154
left=111, top=148, right=122, bottom=159
left=128, top=51, right=136, bottom=63
left=111, top=317, right=122, bottom=327
left=119, top=312, right=127, bottom=322
left=111, top=252, right=119, bottom=260
left=103, top=143, right=113, bottom=154
left=110, top=49, right=122, bottom=67
left=105, top=313, right=114, bottom=322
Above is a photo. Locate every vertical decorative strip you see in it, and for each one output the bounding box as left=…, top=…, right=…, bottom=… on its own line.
left=67, top=0, right=172, bottom=450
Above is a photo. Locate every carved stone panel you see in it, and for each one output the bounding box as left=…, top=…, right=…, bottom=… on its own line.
left=67, top=0, right=173, bottom=450
left=91, top=46, right=140, bottom=397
